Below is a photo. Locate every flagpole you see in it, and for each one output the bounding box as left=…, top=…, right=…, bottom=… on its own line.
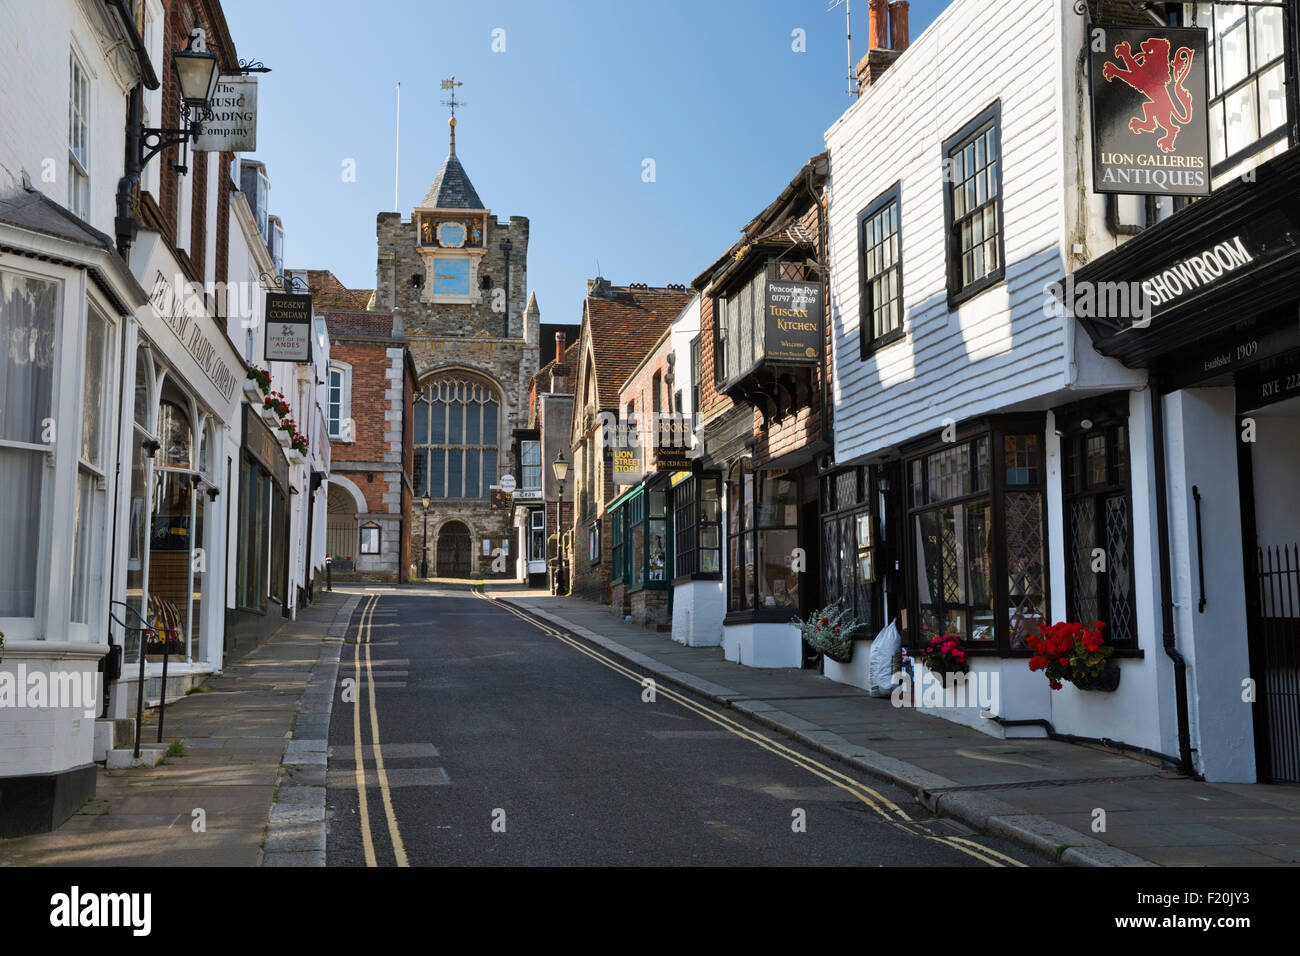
left=395, top=81, right=401, bottom=212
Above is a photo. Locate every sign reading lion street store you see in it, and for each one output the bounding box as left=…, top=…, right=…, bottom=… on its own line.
left=264, top=292, right=313, bottom=362
left=1089, top=24, right=1210, bottom=197
left=764, top=279, right=822, bottom=363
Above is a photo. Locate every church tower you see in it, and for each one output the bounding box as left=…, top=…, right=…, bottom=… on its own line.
left=372, top=79, right=540, bottom=578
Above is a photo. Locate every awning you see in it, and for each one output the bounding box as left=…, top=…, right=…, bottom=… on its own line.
left=1072, top=147, right=1300, bottom=367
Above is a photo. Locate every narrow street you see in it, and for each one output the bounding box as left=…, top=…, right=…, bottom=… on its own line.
left=325, top=587, right=1046, bottom=867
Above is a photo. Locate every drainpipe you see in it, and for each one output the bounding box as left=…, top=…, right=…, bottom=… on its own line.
left=1149, top=376, right=1195, bottom=776
left=804, top=162, right=831, bottom=450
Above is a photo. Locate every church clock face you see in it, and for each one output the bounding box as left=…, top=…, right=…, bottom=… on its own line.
left=432, top=257, right=470, bottom=296
left=437, top=221, right=467, bottom=248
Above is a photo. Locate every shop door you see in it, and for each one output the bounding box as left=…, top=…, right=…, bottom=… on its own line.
left=1242, top=395, right=1300, bottom=782
left=437, top=521, right=472, bottom=577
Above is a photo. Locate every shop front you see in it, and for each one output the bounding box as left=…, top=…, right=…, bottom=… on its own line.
left=669, top=469, right=724, bottom=646
left=609, top=477, right=674, bottom=628
left=1073, top=147, right=1300, bottom=781
left=112, top=230, right=241, bottom=712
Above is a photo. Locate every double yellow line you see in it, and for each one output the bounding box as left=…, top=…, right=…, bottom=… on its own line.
left=476, top=589, right=1026, bottom=868
left=352, top=594, right=408, bottom=867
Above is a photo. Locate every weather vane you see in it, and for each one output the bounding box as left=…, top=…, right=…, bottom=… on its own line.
left=440, top=77, right=466, bottom=120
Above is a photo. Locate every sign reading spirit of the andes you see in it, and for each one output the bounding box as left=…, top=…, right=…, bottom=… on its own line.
left=264, top=292, right=313, bottom=362
left=193, top=76, right=258, bottom=152
left=1090, top=24, right=1210, bottom=197
left=764, top=279, right=822, bottom=362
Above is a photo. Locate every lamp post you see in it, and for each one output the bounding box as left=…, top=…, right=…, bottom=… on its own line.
left=420, top=494, right=431, bottom=578
left=551, top=450, right=568, bottom=594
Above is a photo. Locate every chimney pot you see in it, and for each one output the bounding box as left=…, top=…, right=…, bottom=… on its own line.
left=868, top=0, right=890, bottom=50
left=555, top=331, right=566, bottom=364
left=889, top=1, right=910, bottom=52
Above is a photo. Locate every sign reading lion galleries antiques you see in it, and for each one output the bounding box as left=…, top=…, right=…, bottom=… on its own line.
left=264, top=292, right=313, bottom=362
left=764, top=279, right=822, bottom=363
left=1090, top=24, right=1210, bottom=197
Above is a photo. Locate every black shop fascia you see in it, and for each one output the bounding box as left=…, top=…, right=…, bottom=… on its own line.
left=1072, top=146, right=1300, bottom=394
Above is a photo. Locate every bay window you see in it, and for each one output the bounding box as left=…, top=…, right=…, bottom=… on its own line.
left=907, top=423, right=1046, bottom=651
left=727, top=461, right=801, bottom=614
left=673, top=473, right=722, bottom=578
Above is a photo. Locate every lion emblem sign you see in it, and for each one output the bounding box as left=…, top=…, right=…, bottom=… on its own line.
left=1101, top=36, right=1195, bottom=154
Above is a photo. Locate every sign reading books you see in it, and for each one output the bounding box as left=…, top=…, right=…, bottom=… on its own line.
left=193, top=76, right=258, bottom=152
left=764, top=279, right=822, bottom=362
left=1089, top=24, right=1210, bottom=197
left=264, top=292, right=313, bottom=362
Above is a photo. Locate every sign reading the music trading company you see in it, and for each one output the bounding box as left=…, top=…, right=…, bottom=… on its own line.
left=193, top=77, right=258, bottom=152
left=264, top=292, right=313, bottom=362
left=764, top=279, right=822, bottom=362
left=1090, top=24, right=1210, bottom=196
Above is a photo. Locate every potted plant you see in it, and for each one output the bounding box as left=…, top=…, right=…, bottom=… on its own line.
left=1027, top=620, right=1118, bottom=692
left=919, top=633, right=969, bottom=679
left=290, top=430, right=308, bottom=455
left=263, top=389, right=290, bottom=420
left=794, top=603, right=865, bottom=664
left=246, top=364, right=271, bottom=397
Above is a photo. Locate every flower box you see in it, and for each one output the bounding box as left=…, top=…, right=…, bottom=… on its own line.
left=242, top=379, right=263, bottom=400
left=275, top=429, right=292, bottom=448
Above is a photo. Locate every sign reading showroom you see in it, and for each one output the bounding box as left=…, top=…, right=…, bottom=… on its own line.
left=193, top=76, right=257, bottom=152
left=764, top=279, right=822, bottom=362
left=1089, top=24, right=1210, bottom=197
left=264, top=293, right=313, bottom=362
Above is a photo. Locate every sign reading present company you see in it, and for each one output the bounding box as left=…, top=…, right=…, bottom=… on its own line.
left=148, top=271, right=239, bottom=403
left=264, top=292, right=313, bottom=362
left=193, top=76, right=257, bottom=152
left=764, top=279, right=822, bottom=363
left=1089, top=24, right=1210, bottom=197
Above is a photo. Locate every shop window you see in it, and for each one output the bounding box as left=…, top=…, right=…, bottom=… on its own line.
left=727, top=461, right=800, bottom=614
left=611, top=506, right=624, bottom=581
left=360, top=522, right=380, bottom=555
left=157, top=398, right=193, bottom=468
left=908, top=427, right=1046, bottom=651
left=858, top=183, right=904, bottom=357
left=943, top=102, right=1004, bottom=305
left=0, top=270, right=58, bottom=622
left=673, top=474, right=722, bottom=577
left=1063, top=419, right=1137, bottom=647
left=414, top=375, right=500, bottom=499
left=588, top=519, right=601, bottom=565
left=1185, top=1, right=1289, bottom=175
left=528, top=509, right=546, bottom=561
left=71, top=306, right=111, bottom=625
left=821, top=467, right=875, bottom=631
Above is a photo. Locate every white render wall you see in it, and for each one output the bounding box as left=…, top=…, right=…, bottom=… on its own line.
left=824, top=0, right=1073, bottom=464
left=671, top=580, right=724, bottom=647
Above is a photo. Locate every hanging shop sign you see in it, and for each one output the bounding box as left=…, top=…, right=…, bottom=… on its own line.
left=764, top=279, right=822, bottom=362
left=264, top=292, right=313, bottom=362
left=612, top=446, right=643, bottom=485
left=1089, top=24, right=1210, bottom=196
left=654, top=415, right=693, bottom=472
left=193, top=76, right=258, bottom=152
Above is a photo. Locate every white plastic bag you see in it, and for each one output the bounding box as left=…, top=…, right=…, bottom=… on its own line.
left=867, top=618, right=902, bottom=698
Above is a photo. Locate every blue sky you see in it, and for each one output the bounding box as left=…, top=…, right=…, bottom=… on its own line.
left=222, top=0, right=947, bottom=324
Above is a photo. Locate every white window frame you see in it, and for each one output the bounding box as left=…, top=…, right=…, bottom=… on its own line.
left=327, top=360, right=352, bottom=440
left=68, top=48, right=90, bottom=220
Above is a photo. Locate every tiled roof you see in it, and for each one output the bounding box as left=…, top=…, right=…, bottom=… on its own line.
left=419, top=139, right=485, bottom=211
left=298, top=269, right=369, bottom=309
left=319, top=310, right=397, bottom=338
left=349, top=288, right=375, bottom=310
left=585, top=286, right=692, bottom=408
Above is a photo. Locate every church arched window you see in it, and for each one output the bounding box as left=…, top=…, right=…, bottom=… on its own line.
left=413, top=374, right=500, bottom=500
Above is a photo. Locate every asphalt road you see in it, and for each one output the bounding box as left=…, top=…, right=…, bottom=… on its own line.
left=325, top=586, right=1050, bottom=867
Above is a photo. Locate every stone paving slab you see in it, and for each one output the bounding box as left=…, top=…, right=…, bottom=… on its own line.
left=0, top=591, right=354, bottom=868
left=496, top=590, right=1300, bottom=868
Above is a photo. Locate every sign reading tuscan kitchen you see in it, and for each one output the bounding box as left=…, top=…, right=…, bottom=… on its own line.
left=264, top=292, right=314, bottom=362
left=1089, top=24, right=1210, bottom=197
left=763, top=279, right=822, bottom=363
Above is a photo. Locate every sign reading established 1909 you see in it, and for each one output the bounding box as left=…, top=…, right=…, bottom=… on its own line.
left=1089, top=24, right=1210, bottom=197
left=764, top=279, right=822, bottom=363
left=264, top=292, right=313, bottom=362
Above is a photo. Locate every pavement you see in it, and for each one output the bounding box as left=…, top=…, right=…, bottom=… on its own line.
left=0, top=590, right=357, bottom=867
left=491, top=587, right=1300, bottom=867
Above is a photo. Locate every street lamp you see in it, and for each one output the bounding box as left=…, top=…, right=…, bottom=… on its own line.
left=421, top=494, right=431, bottom=579
left=551, top=451, right=568, bottom=594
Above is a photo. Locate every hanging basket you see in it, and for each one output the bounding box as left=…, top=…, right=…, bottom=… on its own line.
left=1070, top=660, right=1121, bottom=692
left=823, top=644, right=854, bottom=665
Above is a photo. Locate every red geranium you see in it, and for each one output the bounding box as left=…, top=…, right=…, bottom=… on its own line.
left=1026, top=621, right=1112, bottom=690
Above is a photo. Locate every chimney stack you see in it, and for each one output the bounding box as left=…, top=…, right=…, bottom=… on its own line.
left=857, top=0, right=909, bottom=91
left=555, top=331, right=567, bottom=365
left=550, top=331, right=571, bottom=392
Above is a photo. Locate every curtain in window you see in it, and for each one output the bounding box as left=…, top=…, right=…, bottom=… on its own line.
left=0, top=271, right=57, bottom=617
